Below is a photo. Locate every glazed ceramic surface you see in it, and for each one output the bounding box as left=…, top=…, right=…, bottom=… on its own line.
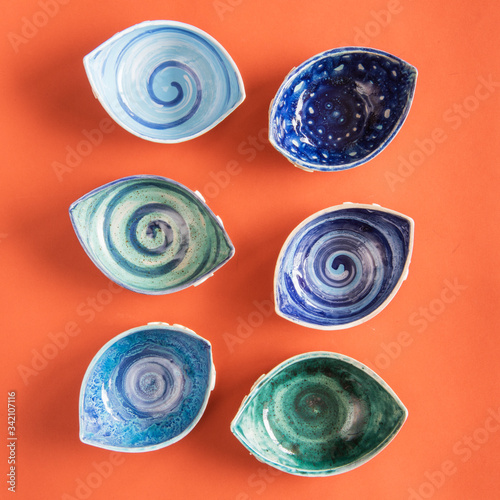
left=84, top=20, right=245, bottom=143
left=69, top=175, right=234, bottom=294
left=79, top=323, right=215, bottom=452
left=269, top=47, right=417, bottom=171
left=231, top=352, right=407, bottom=476
left=275, top=203, right=414, bottom=329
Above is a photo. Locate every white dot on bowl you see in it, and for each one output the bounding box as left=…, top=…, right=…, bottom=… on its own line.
left=384, top=109, right=391, bottom=118
left=293, top=81, right=305, bottom=94
left=358, top=64, right=364, bottom=70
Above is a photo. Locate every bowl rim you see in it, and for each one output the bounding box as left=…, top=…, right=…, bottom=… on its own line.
left=273, top=202, right=415, bottom=330
left=79, top=322, right=216, bottom=453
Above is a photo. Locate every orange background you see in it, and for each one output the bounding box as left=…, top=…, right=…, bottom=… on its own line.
left=1, top=1, right=499, bottom=499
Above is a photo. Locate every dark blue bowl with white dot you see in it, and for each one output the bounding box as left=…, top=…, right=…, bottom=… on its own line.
left=269, top=47, right=417, bottom=172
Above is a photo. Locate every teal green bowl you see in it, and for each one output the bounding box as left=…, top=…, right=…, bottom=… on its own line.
left=231, top=352, right=407, bottom=476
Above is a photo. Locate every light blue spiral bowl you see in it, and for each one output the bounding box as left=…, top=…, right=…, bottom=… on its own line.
left=84, top=20, right=245, bottom=143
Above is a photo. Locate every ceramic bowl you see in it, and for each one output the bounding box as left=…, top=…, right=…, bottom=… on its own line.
left=79, top=323, right=215, bottom=452
left=69, top=175, right=234, bottom=295
left=84, top=20, right=245, bottom=143
left=275, top=203, right=414, bottom=329
left=231, top=352, right=407, bottom=476
left=269, top=47, right=417, bottom=171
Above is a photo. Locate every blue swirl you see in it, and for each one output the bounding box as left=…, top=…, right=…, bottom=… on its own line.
left=147, top=62, right=193, bottom=107
left=120, top=59, right=203, bottom=129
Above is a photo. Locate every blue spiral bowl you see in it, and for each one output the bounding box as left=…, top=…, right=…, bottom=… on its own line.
left=275, top=203, right=414, bottom=329
left=84, top=21, right=245, bottom=143
left=269, top=47, right=417, bottom=171
left=79, top=323, right=215, bottom=452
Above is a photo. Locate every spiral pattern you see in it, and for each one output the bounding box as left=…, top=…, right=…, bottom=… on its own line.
left=116, top=353, right=189, bottom=419
left=269, top=47, right=417, bottom=171
left=84, top=21, right=245, bottom=142
left=231, top=353, right=407, bottom=476
left=79, top=324, right=214, bottom=452
left=275, top=206, right=413, bottom=329
left=69, top=176, right=234, bottom=294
